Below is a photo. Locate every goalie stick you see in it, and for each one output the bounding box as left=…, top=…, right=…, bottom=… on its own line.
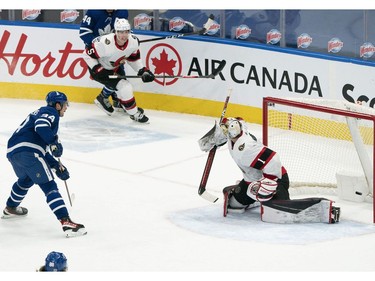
left=108, top=60, right=226, bottom=80
left=198, top=89, right=232, bottom=203
left=139, top=14, right=215, bottom=43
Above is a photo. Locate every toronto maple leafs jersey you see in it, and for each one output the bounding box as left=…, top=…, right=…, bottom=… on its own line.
left=79, top=10, right=129, bottom=46
left=7, top=106, right=59, bottom=158
left=85, top=33, right=144, bottom=72
left=227, top=126, right=286, bottom=183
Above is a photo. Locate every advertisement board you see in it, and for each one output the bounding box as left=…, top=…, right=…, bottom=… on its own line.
left=1, top=22, right=375, bottom=123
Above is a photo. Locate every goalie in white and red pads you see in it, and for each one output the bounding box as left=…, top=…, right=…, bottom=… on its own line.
left=199, top=117, right=340, bottom=224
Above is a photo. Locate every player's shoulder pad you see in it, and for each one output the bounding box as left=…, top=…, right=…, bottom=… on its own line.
left=244, top=131, right=257, bottom=141
left=40, top=105, right=59, bottom=118
left=131, top=34, right=140, bottom=46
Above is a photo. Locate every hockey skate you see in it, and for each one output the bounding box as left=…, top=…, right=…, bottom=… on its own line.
left=112, top=98, right=123, bottom=111
left=112, top=95, right=126, bottom=113
left=330, top=206, right=340, bottom=223
left=130, top=107, right=149, bottom=123
left=113, top=100, right=129, bottom=115
left=2, top=206, right=28, bottom=219
left=60, top=217, right=87, bottom=238
left=94, top=93, right=114, bottom=116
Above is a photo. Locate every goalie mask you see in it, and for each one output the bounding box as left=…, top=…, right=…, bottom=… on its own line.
left=227, top=119, right=242, bottom=139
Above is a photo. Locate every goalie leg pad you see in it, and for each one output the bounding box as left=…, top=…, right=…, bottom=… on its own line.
left=261, top=198, right=340, bottom=224
left=223, top=185, right=236, bottom=217
left=223, top=184, right=260, bottom=217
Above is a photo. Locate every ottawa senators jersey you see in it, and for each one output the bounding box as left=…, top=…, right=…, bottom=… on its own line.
left=84, top=33, right=144, bottom=72
left=228, top=128, right=286, bottom=183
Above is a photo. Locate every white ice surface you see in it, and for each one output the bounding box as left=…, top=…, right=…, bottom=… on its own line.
left=0, top=99, right=374, bottom=279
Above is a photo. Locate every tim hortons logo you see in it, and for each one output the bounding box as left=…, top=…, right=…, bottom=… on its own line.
left=0, top=30, right=87, bottom=79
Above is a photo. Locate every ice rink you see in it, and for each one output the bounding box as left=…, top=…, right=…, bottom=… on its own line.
left=0, top=98, right=375, bottom=277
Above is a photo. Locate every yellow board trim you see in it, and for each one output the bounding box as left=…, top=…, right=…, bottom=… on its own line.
left=269, top=110, right=373, bottom=145
left=0, top=82, right=262, bottom=124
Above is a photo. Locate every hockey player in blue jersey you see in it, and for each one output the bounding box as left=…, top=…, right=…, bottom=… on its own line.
left=2, top=91, right=87, bottom=238
left=80, top=9, right=129, bottom=113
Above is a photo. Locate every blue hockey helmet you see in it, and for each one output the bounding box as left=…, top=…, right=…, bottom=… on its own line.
left=46, top=91, right=69, bottom=107
left=44, top=251, right=67, bottom=272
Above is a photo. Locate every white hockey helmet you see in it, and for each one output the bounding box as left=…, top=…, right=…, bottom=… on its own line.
left=114, top=18, right=131, bottom=31
left=227, top=119, right=242, bottom=139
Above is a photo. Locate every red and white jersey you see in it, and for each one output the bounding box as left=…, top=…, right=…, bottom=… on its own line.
left=84, top=33, right=144, bottom=72
left=227, top=127, right=286, bottom=183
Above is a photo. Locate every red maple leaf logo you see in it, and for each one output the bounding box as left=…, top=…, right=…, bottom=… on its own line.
left=151, top=49, right=176, bottom=76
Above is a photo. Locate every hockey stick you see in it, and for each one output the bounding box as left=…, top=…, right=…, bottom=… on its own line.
left=58, top=158, right=74, bottom=207
left=108, top=60, right=226, bottom=80
left=139, top=14, right=215, bottom=43
left=198, top=88, right=232, bottom=203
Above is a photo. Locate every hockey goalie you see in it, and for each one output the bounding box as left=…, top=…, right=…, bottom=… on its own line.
left=198, top=117, right=340, bottom=224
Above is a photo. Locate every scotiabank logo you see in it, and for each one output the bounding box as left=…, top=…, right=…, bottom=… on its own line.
left=0, top=30, right=87, bottom=79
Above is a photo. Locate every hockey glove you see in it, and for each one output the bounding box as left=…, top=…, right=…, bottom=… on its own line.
left=50, top=161, right=70, bottom=181
left=247, top=177, right=278, bottom=202
left=55, top=164, right=70, bottom=181
left=92, top=64, right=105, bottom=74
left=137, top=67, right=155, bottom=83
left=90, top=64, right=114, bottom=81
left=50, top=137, right=63, bottom=157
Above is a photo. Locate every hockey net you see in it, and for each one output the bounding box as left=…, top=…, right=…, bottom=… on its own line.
left=262, top=97, right=375, bottom=222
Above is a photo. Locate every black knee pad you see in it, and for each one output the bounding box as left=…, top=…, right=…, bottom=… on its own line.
left=273, top=173, right=290, bottom=200
left=233, top=179, right=256, bottom=205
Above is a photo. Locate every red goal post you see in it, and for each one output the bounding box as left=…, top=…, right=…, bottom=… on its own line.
left=262, top=97, right=375, bottom=223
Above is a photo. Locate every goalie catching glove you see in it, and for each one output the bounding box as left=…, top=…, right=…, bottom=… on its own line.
left=247, top=177, right=278, bottom=202
left=198, top=121, right=227, bottom=152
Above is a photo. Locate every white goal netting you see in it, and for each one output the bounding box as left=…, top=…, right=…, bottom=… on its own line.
left=263, top=97, right=374, bottom=197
